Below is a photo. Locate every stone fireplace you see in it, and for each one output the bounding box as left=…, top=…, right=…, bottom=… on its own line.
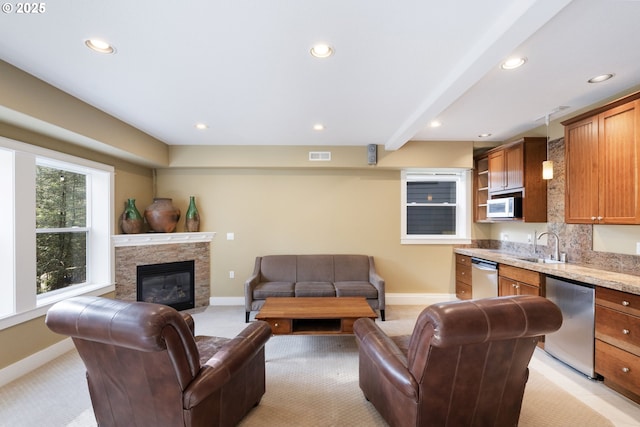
left=113, top=232, right=215, bottom=309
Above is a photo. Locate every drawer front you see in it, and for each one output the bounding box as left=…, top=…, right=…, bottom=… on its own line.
left=456, top=282, right=472, bottom=300
left=595, top=305, right=640, bottom=354
left=456, top=254, right=471, bottom=265
left=498, top=264, right=541, bottom=287
left=596, top=287, right=640, bottom=317
left=596, top=340, right=640, bottom=396
left=266, top=318, right=292, bottom=334
left=456, top=264, right=472, bottom=285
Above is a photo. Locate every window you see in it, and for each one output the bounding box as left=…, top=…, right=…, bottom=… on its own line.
left=0, top=136, right=114, bottom=327
left=401, top=169, right=471, bottom=244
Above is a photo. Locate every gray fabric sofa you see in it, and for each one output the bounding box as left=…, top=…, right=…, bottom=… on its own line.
left=244, top=254, right=385, bottom=322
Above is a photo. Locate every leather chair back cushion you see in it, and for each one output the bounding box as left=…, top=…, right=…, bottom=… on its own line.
left=259, top=255, right=297, bottom=282
left=45, top=296, right=201, bottom=389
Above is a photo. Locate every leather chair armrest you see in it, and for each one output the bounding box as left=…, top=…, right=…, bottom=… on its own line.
left=181, top=312, right=195, bottom=336
left=182, top=321, right=272, bottom=408
left=354, top=318, right=418, bottom=400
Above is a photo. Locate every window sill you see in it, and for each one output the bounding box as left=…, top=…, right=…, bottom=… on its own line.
left=0, top=283, right=115, bottom=331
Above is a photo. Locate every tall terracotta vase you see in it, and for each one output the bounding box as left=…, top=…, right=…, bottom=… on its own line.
left=185, top=196, right=201, bottom=232
left=144, top=198, right=181, bottom=233
left=119, top=198, right=144, bottom=234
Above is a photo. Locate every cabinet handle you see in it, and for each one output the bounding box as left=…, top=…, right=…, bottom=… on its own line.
left=622, top=300, right=630, bottom=307
left=274, top=323, right=279, bottom=327
left=591, top=216, right=597, bottom=221
left=461, top=272, right=465, bottom=275
left=622, top=367, right=630, bottom=373
left=597, top=216, right=603, bottom=221
left=623, top=329, right=630, bottom=335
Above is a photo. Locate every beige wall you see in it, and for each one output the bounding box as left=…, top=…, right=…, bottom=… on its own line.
left=157, top=141, right=474, bottom=299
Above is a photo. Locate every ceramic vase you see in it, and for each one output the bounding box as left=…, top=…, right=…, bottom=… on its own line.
left=119, top=198, right=144, bottom=234
left=185, top=196, right=201, bottom=232
left=144, top=198, right=181, bottom=233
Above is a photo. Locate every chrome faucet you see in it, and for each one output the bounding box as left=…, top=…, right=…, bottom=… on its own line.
left=537, top=231, right=560, bottom=261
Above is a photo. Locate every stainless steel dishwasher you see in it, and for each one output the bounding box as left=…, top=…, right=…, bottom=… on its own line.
left=545, top=275, right=596, bottom=378
left=471, top=257, right=498, bottom=299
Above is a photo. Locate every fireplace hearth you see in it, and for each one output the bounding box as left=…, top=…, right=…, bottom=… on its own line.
left=137, top=260, right=195, bottom=311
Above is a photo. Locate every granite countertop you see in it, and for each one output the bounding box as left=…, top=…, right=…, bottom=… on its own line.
left=455, top=248, right=640, bottom=296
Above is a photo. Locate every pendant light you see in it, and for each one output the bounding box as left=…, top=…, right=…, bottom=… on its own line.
left=542, top=113, right=553, bottom=180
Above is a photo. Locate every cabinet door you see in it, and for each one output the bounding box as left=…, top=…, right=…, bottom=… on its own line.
left=504, top=143, right=524, bottom=190
left=599, top=100, right=640, bottom=224
left=488, top=150, right=506, bottom=192
left=565, top=116, right=599, bottom=223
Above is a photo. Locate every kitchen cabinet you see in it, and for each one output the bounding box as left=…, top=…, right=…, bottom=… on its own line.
left=498, top=264, right=543, bottom=297
left=455, top=254, right=472, bottom=300
left=564, top=94, right=640, bottom=224
left=476, top=137, right=547, bottom=222
left=474, top=155, right=489, bottom=221
left=595, top=287, right=640, bottom=403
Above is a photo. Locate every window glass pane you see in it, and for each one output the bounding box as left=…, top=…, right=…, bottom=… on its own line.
left=36, top=232, right=87, bottom=294
left=36, top=166, right=86, bottom=228
left=407, top=181, right=455, bottom=204
left=407, top=206, right=456, bottom=235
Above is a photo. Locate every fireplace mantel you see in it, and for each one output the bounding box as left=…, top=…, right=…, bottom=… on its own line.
left=112, top=232, right=216, bottom=247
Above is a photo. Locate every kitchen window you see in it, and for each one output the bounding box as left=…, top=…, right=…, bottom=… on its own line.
left=401, top=169, right=472, bottom=244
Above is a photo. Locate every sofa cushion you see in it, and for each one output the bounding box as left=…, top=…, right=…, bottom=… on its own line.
left=253, top=282, right=295, bottom=300
left=334, top=281, right=378, bottom=299
left=297, top=255, right=334, bottom=282
left=295, top=282, right=336, bottom=297
left=260, top=255, right=297, bottom=282
left=334, top=255, right=369, bottom=282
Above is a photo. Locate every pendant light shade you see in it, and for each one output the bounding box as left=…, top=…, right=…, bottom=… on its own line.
left=542, top=160, right=554, bottom=180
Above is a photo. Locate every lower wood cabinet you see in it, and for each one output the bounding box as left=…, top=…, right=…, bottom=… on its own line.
left=595, top=287, right=640, bottom=403
left=455, top=254, right=472, bottom=300
left=498, top=264, right=543, bottom=296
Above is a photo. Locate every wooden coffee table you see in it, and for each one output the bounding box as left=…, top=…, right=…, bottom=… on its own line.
left=255, top=297, right=377, bottom=335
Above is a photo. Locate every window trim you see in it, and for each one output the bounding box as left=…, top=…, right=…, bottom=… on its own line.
left=401, top=169, right=472, bottom=245
left=0, top=136, right=115, bottom=330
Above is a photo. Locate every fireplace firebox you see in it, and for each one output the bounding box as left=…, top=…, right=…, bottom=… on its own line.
left=136, top=260, right=195, bottom=311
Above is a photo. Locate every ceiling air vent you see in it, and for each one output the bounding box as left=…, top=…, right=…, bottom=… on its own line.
left=309, top=151, right=331, bottom=161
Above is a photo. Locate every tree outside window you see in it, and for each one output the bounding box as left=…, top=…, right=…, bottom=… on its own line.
left=35, top=166, right=88, bottom=294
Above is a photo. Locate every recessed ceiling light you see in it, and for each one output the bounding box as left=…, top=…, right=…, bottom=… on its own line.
left=588, top=73, right=614, bottom=83
left=85, top=39, right=115, bottom=54
left=310, top=43, right=333, bottom=58
left=429, top=120, right=442, bottom=128
left=313, top=123, right=325, bottom=131
left=500, top=57, right=527, bottom=70
left=478, top=133, right=492, bottom=138
left=195, top=123, right=208, bottom=130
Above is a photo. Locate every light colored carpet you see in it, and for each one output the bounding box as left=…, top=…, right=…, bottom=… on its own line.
left=0, top=305, right=615, bottom=426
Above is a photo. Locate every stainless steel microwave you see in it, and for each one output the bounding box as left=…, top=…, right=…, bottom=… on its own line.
left=487, top=197, right=522, bottom=218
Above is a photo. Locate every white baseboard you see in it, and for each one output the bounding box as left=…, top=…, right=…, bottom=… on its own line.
left=0, top=338, right=74, bottom=388
left=209, top=293, right=455, bottom=307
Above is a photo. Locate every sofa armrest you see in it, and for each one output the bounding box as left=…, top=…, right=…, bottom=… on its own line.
left=244, top=257, right=263, bottom=311
left=353, top=318, right=418, bottom=400
left=368, top=256, right=385, bottom=309
left=182, top=321, right=272, bottom=409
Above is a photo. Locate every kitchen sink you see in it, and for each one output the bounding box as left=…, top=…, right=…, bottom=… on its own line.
left=515, top=257, right=565, bottom=264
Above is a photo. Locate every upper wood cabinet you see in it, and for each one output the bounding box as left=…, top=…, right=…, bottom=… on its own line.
left=563, top=94, right=640, bottom=224
left=475, top=137, right=547, bottom=222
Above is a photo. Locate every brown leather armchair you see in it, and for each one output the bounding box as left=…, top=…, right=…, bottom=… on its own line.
left=354, top=295, right=562, bottom=427
left=45, top=296, right=271, bottom=427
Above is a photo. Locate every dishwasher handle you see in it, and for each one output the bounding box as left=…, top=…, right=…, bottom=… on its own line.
left=471, top=257, right=498, bottom=271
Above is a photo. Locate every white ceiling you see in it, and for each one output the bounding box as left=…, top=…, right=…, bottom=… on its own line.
left=1, top=0, right=640, bottom=151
